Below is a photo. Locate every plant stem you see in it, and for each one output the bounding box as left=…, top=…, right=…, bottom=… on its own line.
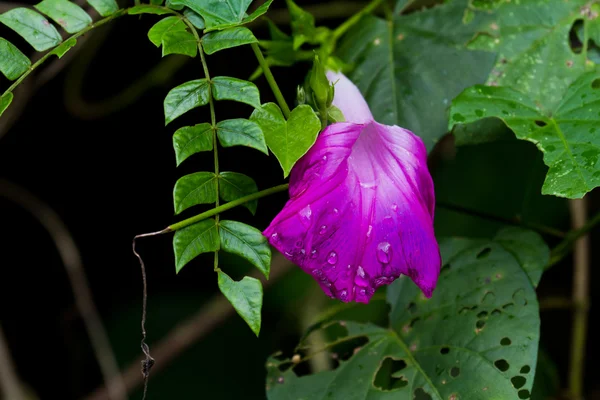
left=2, top=8, right=128, bottom=98
left=169, top=184, right=289, bottom=231
left=250, top=42, right=291, bottom=119
left=436, top=201, right=566, bottom=238
left=332, top=0, right=385, bottom=40
left=568, top=199, right=590, bottom=400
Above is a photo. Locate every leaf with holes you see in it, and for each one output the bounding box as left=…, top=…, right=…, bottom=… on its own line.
left=162, top=30, right=197, bottom=57
left=335, top=0, right=496, bottom=152
left=216, top=118, right=267, bottom=154
left=219, top=220, right=271, bottom=278
left=173, top=218, right=219, bottom=273
left=219, top=172, right=258, bottom=214
left=172, top=123, right=213, bottom=166
left=217, top=271, right=263, bottom=336
left=450, top=70, right=600, bottom=198
left=0, top=38, right=30, bottom=80
left=268, top=227, right=545, bottom=400
left=148, top=16, right=187, bottom=47
left=87, top=0, right=118, bottom=16
left=211, top=77, right=261, bottom=108
left=250, top=103, right=320, bottom=177
left=0, top=8, right=62, bottom=51
left=164, top=79, right=210, bottom=125
left=35, top=0, right=92, bottom=34
left=0, top=93, right=13, bottom=117
left=202, top=27, right=257, bottom=55
left=173, top=172, right=217, bottom=214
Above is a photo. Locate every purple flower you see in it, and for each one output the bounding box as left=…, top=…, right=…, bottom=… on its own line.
left=264, top=71, right=441, bottom=303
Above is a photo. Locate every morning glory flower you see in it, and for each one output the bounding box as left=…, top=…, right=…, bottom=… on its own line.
left=264, top=71, right=440, bottom=303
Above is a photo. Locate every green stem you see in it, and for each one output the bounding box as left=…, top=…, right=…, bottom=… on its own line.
left=2, top=8, right=129, bottom=98
left=332, top=0, right=385, bottom=40
left=437, top=201, right=566, bottom=238
left=548, top=208, right=600, bottom=267
left=169, top=184, right=289, bottom=232
left=250, top=42, right=291, bottom=119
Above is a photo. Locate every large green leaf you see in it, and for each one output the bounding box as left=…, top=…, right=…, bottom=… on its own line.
left=173, top=171, right=218, bottom=214
left=211, top=76, right=261, bottom=108
left=168, top=0, right=272, bottom=31
left=218, top=172, right=258, bottom=214
left=0, top=93, right=13, bottom=117
left=172, top=123, right=213, bottom=166
left=173, top=218, right=219, bottom=273
left=202, top=26, right=257, bottom=55
left=87, top=0, right=118, bottom=16
left=216, top=118, right=267, bottom=154
left=183, top=8, right=205, bottom=29
left=250, top=103, right=320, bottom=177
left=450, top=70, right=600, bottom=198
left=335, top=1, right=497, bottom=152
left=0, top=8, right=62, bottom=51
left=217, top=271, right=263, bottom=336
left=219, top=220, right=270, bottom=278
left=162, top=30, right=197, bottom=57
left=164, top=79, right=210, bottom=125
left=0, top=38, right=30, bottom=80
left=147, top=16, right=187, bottom=47
left=268, top=228, right=545, bottom=399
left=34, top=0, right=92, bottom=34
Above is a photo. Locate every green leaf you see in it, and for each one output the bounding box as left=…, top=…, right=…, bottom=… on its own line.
left=466, top=0, right=593, bottom=112
left=183, top=9, right=205, bottom=29
left=216, top=118, right=267, bottom=154
left=202, top=26, right=257, bottom=55
left=50, top=37, right=76, bottom=57
left=268, top=228, right=545, bottom=399
left=173, top=218, right=219, bottom=273
left=87, top=0, right=118, bottom=16
left=162, top=30, right=197, bottom=57
left=164, top=79, right=210, bottom=125
left=219, top=220, right=270, bottom=278
left=217, top=270, right=263, bottom=336
left=173, top=171, right=217, bottom=214
left=34, top=0, right=92, bottom=34
left=285, top=0, right=326, bottom=49
left=219, top=172, right=258, bottom=214
left=250, top=103, right=320, bottom=177
left=0, top=93, right=13, bottom=117
left=128, top=5, right=171, bottom=15
left=336, top=2, right=496, bottom=152
left=147, top=16, right=187, bottom=47
left=211, top=76, right=260, bottom=108
left=450, top=70, right=600, bottom=198
left=0, top=8, right=62, bottom=51
left=172, top=123, right=213, bottom=166
left=241, top=0, right=273, bottom=25
left=394, top=0, right=411, bottom=13
left=168, top=0, right=251, bottom=30
left=0, top=38, right=30, bottom=80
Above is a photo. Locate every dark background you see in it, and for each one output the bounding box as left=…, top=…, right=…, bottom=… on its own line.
left=0, top=0, right=597, bottom=398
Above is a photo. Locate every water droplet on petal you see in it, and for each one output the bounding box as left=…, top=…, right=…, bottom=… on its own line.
left=327, top=251, right=338, bottom=265
left=339, top=290, right=348, bottom=300
left=366, top=225, right=373, bottom=238
left=299, top=205, right=312, bottom=220
left=319, top=225, right=327, bottom=235
left=270, top=233, right=279, bottom=242
left=310, top=249, right=318, bottom=259
left=332, top=208, right=339, bottom=214
left=359, top=288, right=366, bottom=296
left=377, top=242, right=392, bottom=264
left=300, top=249, right=306, bottom=255
left=322, top=155, right=327, bottom=161
left=295, top=240, right=303, bottom=248
left=392, top=203, right=398, bottom=212
left=357, top=265, right=365, bottom=278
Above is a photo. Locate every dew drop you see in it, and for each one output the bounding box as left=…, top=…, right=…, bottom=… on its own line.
left=376, top=242, right=392, bottom=264
left=270, top=233, right=279, bottom=242
left=357, top=265, right=366, bottom=278
left=300, top=249, right=306, bottom=255
left=295, top=240, right=303, bottom=248
left=339, top=290, right=348, bottom=300
left=391, top=203, right=398, bottom=212
left=310, top=249, right=318, bottom=259
left=319, top=225, right=327, bottom=235
left=332, top=208, right=339, bottom=214
left=327, top=251, right=338, bottom=265
left=366, top=225, right=373, bottom=237
left=359, top=288, right=366, bottom=295
left=299, top=205, right=312, bottom=220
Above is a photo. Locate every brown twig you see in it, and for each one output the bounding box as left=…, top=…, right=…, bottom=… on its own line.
left=567, top=198, right=590, bottom=400
left=0, top=323, right=28, bottom=400
left=83, top=252, right=294, bottom=400
left=0, top=179, right=128, bottom=400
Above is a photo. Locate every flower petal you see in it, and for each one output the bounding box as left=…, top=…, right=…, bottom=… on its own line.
left=326, top=71, right=374, bottom=124
left=264, top=121, right=440, bottom=303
